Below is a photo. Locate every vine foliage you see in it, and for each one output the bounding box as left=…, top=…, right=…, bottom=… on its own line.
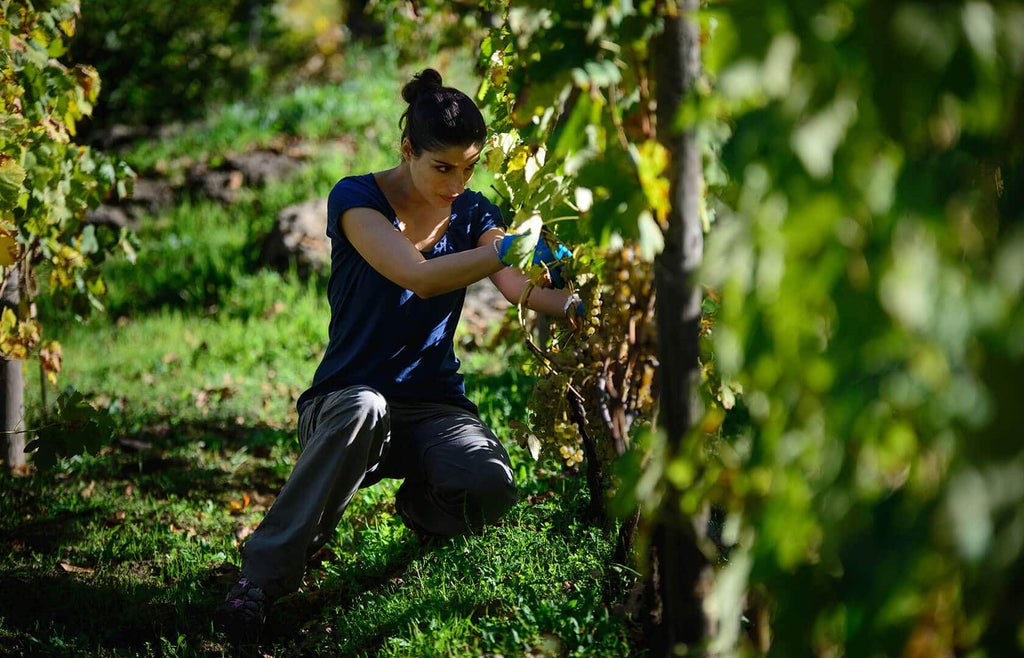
left=1, top=1, right=133, bottom=465
left=476, top=1, right=673, bottom=523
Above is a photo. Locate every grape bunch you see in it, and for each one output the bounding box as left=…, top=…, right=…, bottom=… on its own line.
left=516, top=242, right=659, bottom=469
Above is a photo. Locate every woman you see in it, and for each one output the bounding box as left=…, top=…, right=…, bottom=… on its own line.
left=214, top=68, right=581, bottom=643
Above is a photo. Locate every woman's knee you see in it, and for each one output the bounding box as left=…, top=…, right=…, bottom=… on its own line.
left=465, top=460, right=517, bottom=525
left=317, top=386, right=387, bottom=427
left=337, top=385, right=387, bottom=419
left=301, top=385, right=389, bottom=451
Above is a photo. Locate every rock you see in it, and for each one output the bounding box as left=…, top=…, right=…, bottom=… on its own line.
left=130, top=177, right=175, bottom=211
left=86, top=177, right=175, bottom=231
left=186, top=149, right=304, bottom=203
left=225, top=151, right=303, bottom=187
left=259, top=198, right=330, bottom=275
left=87, top=204, right=137, bottom=231
left=186, top=164, right=244, bottom=204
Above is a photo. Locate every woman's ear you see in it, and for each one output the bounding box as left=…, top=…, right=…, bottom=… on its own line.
left=401, top=138, right=413, bottom=162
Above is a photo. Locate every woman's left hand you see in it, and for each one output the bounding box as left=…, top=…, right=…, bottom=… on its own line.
left=496, top=233, right=573, bottom=289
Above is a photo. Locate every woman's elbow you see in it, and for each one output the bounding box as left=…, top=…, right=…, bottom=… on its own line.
left=407, top=280, right=445, bottom=299
left=499, top=287, right=520, bottom=305
left=491, top=271, right=526, bottom=305
left=408, top=285, right=435, bottom=299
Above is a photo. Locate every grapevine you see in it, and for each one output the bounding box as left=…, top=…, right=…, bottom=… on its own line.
left=513, top=242, right=658, bottom=489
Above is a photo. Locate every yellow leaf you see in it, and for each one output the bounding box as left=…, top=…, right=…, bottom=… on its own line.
left=636, top=140, right=671, bottom=223
left=0, top=307, right=16, bottom=331
left=506, top=146, right=530, bottom=174
left=0, top=232, right=16, bottom=266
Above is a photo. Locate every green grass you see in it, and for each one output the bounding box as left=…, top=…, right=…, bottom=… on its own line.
left=1, top=446, right=635, bottom=656
left=3, top=51, right=645, bottom=657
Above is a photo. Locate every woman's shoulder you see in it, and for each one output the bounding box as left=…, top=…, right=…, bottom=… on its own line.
left=330, top=173, right=381, bottom=200
left=328, top=173, right=390, bottom=219
left=452, top=189, right=505, bottom=236
left=325, top=174, right=393, bottom=240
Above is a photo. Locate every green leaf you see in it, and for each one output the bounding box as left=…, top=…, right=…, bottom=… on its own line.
left=79, top=224, right=98, bottom=255
left=790, top=91, right=858, bottom=179
left=506, top=212, right=544, bottom=269
left=24, top=387, right=116, bottom=469
left=0, top=156, right=27, bottom=212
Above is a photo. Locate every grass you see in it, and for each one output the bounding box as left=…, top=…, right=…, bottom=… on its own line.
left=2, top=49, right=646, bottom=657
left=1, top=420, right=636, bottom=657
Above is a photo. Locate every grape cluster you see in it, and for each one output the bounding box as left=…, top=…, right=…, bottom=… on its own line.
left=515, top=242, right=659, bottom=469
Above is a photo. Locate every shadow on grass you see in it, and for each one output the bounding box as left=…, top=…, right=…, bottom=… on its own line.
left=0, top=414, right=617, bottom=657
left=0, top=419, right=476, bottom=656
left=0, top=420, right=284, bottom=655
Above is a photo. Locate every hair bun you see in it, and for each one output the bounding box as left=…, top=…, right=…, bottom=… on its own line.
left=401, top=68, right=444, bottom=104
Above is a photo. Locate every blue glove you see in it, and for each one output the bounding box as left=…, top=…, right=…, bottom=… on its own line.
left=496, top=233, right=572, bottom=288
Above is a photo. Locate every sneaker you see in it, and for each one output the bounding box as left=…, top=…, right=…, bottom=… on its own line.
left=214, top=577, right=271, bottom=645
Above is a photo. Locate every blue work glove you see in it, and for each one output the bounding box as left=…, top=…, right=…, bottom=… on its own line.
left=496, top=233, right=573, bottom=288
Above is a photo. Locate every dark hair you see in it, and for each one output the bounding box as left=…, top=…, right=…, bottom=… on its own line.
left=400, top=68, right=487, bottom=156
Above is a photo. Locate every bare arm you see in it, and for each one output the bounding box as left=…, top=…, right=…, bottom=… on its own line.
left=342, top=208, right=505, bottom=298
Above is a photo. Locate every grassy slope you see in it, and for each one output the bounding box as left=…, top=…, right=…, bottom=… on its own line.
left=0, top=50, right=644, bottom=657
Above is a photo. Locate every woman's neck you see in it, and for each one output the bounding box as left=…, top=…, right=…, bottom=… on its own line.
left=377, top=164, right=449, bottom=226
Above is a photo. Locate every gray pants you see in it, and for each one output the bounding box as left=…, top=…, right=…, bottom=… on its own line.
left=239, top=385, right=517, bottom=598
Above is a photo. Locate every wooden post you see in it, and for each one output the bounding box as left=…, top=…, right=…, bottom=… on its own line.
left=1, top=266, right=25, bottom=468
left=648, top=1, right=709, bottom=653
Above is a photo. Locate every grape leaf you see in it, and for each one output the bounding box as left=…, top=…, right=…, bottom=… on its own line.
left=505, top=212, right=544, bottom=269
left=0, top=156, right=26, bottom=213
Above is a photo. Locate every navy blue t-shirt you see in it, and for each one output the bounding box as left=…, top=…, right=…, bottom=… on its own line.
left=296, top=173, right=505, bottom=413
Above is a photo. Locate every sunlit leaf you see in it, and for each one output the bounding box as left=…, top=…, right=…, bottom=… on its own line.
left=0, top=155, right=26, bottom=212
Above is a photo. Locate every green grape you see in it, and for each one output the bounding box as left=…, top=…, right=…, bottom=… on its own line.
left=520, top=240, right=659, bottom=465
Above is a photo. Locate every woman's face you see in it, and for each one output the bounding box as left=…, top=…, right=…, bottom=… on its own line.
left=404, top=139, right=482, bottom=210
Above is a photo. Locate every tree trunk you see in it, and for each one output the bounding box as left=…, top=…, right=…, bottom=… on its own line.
left=647, top=1, right=708, bottom=654
left=1, top=267, right=25, bottom=468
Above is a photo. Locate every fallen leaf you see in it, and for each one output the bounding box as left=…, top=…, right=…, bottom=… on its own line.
left=227, top=493, right=250, bottom=514
left=59, top=562, right=94, bottom=574
left=104, top=510, right=126, bottom=527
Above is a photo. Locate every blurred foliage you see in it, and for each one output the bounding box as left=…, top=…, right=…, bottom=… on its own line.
left=66, top=0, right=353, bottom=133
left=367, top=0, right=493, bottom=66
left=479, top=0, right=1024, bottom=655
left=689, top=0, right=1024, bottom=655
left=66, top=0, right=492, bottom=136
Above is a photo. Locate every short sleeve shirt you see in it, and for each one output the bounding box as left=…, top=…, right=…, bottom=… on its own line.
left=296, top=173, right=505, bottom=413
